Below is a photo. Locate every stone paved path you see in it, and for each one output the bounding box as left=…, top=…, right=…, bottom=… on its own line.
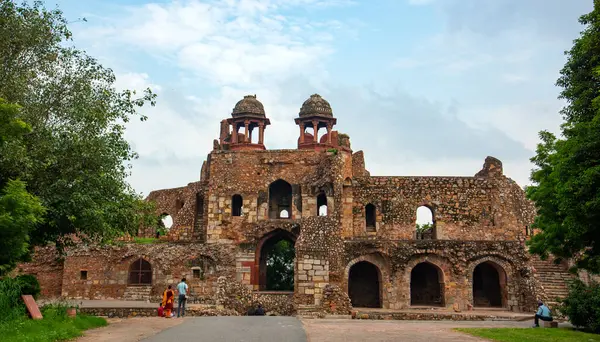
left=79, top=317, right=569, bottom=342
left=142, top=316, right=306, bottom=342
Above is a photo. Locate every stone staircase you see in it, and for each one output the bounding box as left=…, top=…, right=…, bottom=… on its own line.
left=530, top=255, right=574, bottom=307
left=123, top=286, right=152, bottom=301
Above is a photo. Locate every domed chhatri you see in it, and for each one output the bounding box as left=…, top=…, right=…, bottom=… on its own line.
left=299, top=94, right=333, bottom=118
left=232, top=94, right=265, bottom=117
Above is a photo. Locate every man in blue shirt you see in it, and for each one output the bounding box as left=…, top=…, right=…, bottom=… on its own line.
left=176, top=278, right=188, bottom=318
left=533, top=300, right=553, bottom=327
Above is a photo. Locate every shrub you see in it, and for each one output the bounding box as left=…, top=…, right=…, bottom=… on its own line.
left=559, top=279, right=600, bottom=332
left=16, top=274, right=41, bottom=299
left=0, top=277, right=26, bottom=323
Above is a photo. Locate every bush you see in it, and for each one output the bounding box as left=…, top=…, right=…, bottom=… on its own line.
left=0, top=277, right=26, bottom=323
left=560, top=279, right=600, bottom=332
left=16, top=274, right=41, bottom=299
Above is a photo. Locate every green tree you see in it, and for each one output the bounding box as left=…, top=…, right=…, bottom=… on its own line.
left=0, top=0, right=158, bottom=251
left=0, top=100, right=45, bottom=274
left=527, top=1, right=600, bottom=272
left=266, top=240, right=295, bottom=291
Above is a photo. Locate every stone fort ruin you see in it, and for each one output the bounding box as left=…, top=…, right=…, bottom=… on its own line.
left=20, top=94, right=573, bottom=315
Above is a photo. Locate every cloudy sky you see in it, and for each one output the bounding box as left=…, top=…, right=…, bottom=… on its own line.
left=51, top=0, right=593, bottom=196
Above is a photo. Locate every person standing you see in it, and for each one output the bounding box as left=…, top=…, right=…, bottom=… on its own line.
left=176, top=278, right=188, bottom=318
left=161, top=285, right=175, bottom=318
left=532, top=300, right=553, bottom=327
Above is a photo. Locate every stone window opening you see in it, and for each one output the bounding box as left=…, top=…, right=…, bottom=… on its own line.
left=80, top=270, right=88, bottom=280
left=128, top=258, right=152, bottom=286
left=473, top=261, right=507, bottom=308
left=317, top=192, right=327, bottom=216
left=415, top=205, right=436, bottom=240
left=192, top=267, right=203, bottom=280
left=269, top=179, right=293, bottom=219
left=232, top=194, right=243, bottom=217
left=160, top=213, right=173, bottom=230
left=348, top=261, right=381, bottom=308
left=365, top=203, right=376, bottom=231
left=175, top=199, right=184, bottom=212
left=410, top=262, right=444, bottom=306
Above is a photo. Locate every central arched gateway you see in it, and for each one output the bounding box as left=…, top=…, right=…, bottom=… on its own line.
left=348, top=261, right=381, bottom=308
left=410, top=262, right=444, bottom=306
left=255, top=229, right=296, bottom=291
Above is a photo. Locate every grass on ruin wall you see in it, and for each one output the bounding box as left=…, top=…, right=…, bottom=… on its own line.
left=456, top=328, right=600, bottom=342
left=0, top=304, right=107, bottom=342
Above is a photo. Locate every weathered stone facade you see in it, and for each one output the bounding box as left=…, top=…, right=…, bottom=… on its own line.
left=20, top=94, right=553, bottom=315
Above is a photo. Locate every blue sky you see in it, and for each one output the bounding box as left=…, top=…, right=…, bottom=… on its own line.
left=48, top=0, right=593, bottom=196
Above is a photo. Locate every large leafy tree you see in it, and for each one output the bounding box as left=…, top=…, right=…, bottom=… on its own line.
left=0, top=100, right=45, bottom=274
left=266, top=240, right=295, bottom=291
left=0, top=0, right=157, bottom=251
left=527, top=1, right=600, bottom=272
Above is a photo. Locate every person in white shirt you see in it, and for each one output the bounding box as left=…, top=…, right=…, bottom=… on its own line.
left=176, top=278, right=188, bottom=317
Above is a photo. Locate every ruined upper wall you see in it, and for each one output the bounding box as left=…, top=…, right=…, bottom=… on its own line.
left=345, top=156, right=534, bottom=241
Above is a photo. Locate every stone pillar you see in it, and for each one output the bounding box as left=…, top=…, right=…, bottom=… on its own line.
left=312, top=120, right=318, bottom=143
left=232, top=122, right=238, bottom=143
left=259, top=122, right=265, bottom=145
left=299, top=123, right=305, bottom=144
left=244, top=120, right=249, bottom=143
left=326, top=123, right=332, bottom=144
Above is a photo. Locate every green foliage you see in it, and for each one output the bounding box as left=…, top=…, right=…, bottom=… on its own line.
left=266, top=240, right=295, bottom=291
left=526, top=1, right=600, bottom=272
left=0, top=180, right=45, bottom=274
left=0, top=302, right=106, bottom=342
left=416, top=223, right=433, bottom=233
left=456, top=327, right=600, bottom=342
left=133, top=237, right=165, bottom=244
left=0, top=0, right=159, bottom=257
left=16, top=274, right=41, bottom=299
left=326, top=148, right=338, bottom=155
left=559, top=279, right=600, bottom=332
left=0, top=277, right=26, bottom=323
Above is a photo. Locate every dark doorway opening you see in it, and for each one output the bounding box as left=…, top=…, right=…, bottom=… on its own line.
left=232, top=194, right=243, bottom=216
left=473, top=262, right=506, bottom=307
left=128, top=258, right=152, bottom=285
left=257, top=230, right=296, bottom=291
left=269, top=180, right=293, bottom=219
left=410, top=262, right=443, bottom=306
left=348, top=261, right=381, bottom=308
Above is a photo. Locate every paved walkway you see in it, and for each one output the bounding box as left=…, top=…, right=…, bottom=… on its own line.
left=142, top=317, right=306, bottom=342
left=120, top=317, right=564, bottom=342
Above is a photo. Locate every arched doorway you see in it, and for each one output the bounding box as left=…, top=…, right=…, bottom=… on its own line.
left=410, top=262, right=444, bottom=306
left=348, top=261, right=381, bottom=308
left=256, top=230, right=296, bottom=291
left=269, top=180, right=293, bottom=219
left=473, top=261, right=506, bottom=307
left=232, top=194, right=243, bottom=216
left=128, top=258, right=152, bottom=285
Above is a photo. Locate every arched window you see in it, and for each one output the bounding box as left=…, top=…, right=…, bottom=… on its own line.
left=415, top=205, right=435, bottom=239
left=232, top=194, right=243, bottom=216
left=365, top=203, right=376, bottom=231
left=128, top=258, right=152, bottom=285
left=269, top=180, right=293, bottom=219
left=317, top=192, right=327, bottom=216
left=160, top=213, right=173, bottom=229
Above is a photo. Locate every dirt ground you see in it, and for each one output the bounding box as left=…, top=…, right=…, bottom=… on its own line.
left=76, top=317, right=185, bottom=342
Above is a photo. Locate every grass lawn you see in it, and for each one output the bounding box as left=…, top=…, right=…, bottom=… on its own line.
left=456, top=328, right=600, bottom=342
left=0, top=313, right=107, bottom=342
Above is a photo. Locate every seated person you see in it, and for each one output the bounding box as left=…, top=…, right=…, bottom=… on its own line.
left=533, top=300, right=552, bottom=327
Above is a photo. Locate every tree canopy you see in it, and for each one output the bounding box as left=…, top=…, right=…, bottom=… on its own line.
left=527, top=1, right=600, bottom=272
left=0, top=0, right=158, bottom=261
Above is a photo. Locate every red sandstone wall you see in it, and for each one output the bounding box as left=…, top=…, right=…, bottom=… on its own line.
left=15, top=246, right=64, bottom=298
